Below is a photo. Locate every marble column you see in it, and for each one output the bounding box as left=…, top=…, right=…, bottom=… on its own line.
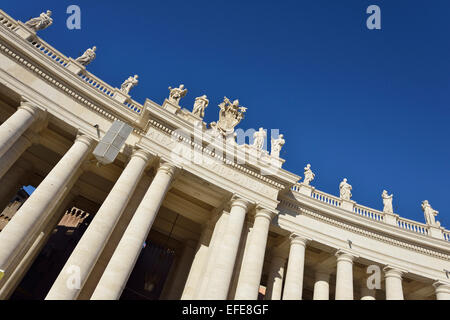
left=0, top=101, right=44, bottom=158
left=203, top=197, right=250, bottom=300
left=360, top=286, right=376, bottom=300
left=181, top=223, right=213, bottom=300
left=313, top=270, right=330, bottom=300
left=0, top=133, right=93, bottom=277
left=383, top=266, right=405, bottom=300
left=0, top=187, right=79, bottom=299
left=90, top=163, right=177, bottom=300
left=282, top=234, right=309, bottom=300
left=165, top=240, right=197, bottom=300
left=46, top=149, right=152, bottom=300
left=433, top=281, right=450, bottom=300
left=0, top=132, right=33, bottom=180
left=335, top=250, right=356, bottom=300
left=264, top=253, right=286, bottom=300
left=195, top=212, right=229, bottom=299
left=235, top=208, right=274, bottom=300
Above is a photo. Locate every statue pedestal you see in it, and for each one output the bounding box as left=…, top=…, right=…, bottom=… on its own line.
left=428, top=226, right=444, bottom=240
left=341, top=199, right=355, bottom=212
left=383, top=212, right=399, bottom=226
left=179, top=109, right=204, bottom=127
left=162, top=99, right=181, bottom=114
left=113, top=89, right=130, bottom=104
left=297, top=184, right=314, bottom=197
left=65, top=58, right=85, bottom=75
left=14, top=21, right=36, bottom=41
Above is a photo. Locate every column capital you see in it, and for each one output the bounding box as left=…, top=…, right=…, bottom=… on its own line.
left=230, top=196, right=251, bottom=211
left=157, top=161, right=179, bottom=177
left=383, top=265, right=408, bottom=279
left=433, top=281, right=450, bottom=293
left=255, top=206, right=276, bottom=221
left=18, top=100, right=46, bottom=121
left=75, top=131, right=95, bottom=147
left=130, top=147, right=153, bottom=162
left=335, top=249, right=358, bottom=263
left=289, top=233, right=311, bottom=246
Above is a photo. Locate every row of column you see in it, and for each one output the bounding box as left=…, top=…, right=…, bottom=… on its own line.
left=263, top=235, right=450, bottom=300
left=0, top=100, right=185, bottom=299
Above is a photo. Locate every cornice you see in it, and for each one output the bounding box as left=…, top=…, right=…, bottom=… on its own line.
left=0, top=28, right=144, bottom=135
left=278, top=197, right=450, bottom=261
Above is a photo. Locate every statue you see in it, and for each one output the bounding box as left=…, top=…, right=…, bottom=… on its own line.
left=422, top=200, right=440, bottom=227
left=75, top=46, right=97, bottom=66
left=339, top=178, right=352, bottom=200
left=120, top=75, right=138, bottom=95
left=381, top=190, right=393, bottom=213
left=303, top=163, right=315, bottom=185
left=253, top=128, right=266, bottom=150
left=192, top=95, right=209, bottom=118
left=210, top=97, right=247, bottom=136
left=271, top=134, right=285, bottom=158
left=168, top=84, right=187, bottom=105
left=24, top=10, right=53, bottom=31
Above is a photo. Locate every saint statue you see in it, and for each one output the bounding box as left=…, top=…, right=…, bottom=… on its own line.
left=168, top=84, right=188, bottom=105
left=303, top=163, right=315, bottom=185
left=271, top=134, right=285, bottom=158
left=120, top=75, right=139, bottom=95
left=253, top=128, right=266, bottom=151
left=421, top=200, right=440, bottom=227
left=339, top=178, right=352, bottom=200
left=192, top=95, right=209, bottom=118
left=381, top=190, right=393, bottom=213
left=25, top=10, right=53, bottom=31
left=75, top=46, right=97, bottom=66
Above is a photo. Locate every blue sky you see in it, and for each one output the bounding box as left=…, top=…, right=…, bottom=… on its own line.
left=4, top=1, right=450, bottom=227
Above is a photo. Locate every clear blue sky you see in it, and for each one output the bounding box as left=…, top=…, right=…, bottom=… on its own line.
left=4, top=1, right=450, bottom=227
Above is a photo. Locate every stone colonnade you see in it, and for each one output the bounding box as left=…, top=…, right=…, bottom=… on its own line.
left=0, top=101, right=449, bottom=300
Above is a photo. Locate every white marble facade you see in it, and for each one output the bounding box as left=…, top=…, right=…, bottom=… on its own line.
left=0, top=8, right=448, bottom=301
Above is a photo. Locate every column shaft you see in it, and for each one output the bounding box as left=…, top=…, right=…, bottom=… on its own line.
left=195, top=212, right=229, bottom=299
left=0, top=134, right=93, bottom=276
left=384, top=266, right=404, bottom=300
left=335, top=251, right=355, bottom=300
left=235, top=208, right=274, bottom=300
left=313, top=271, right=330, bottom=300
left=181, top=224, right=213, bottom=300
left=0, top=134, right=32, bottom=180
left=90, top=163, right=176, bottom=300
left=0, top=102, right=42, bottom=158
left=46, top=149, right=151, bottom=300
left=282, top=234, right=309, bottom=300
left=264, top=255, right=286, bottom=300
left=203, top=198, right=249, bottom=300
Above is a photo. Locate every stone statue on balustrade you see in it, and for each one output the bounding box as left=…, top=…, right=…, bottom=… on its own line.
left=422, top=200, right=440, bottom=227
left=168, top=84, right=188, bottom=105
left=75, top=46, right=97, bottom=66
left=339, top=178, right=352, bottom=200
left=192, top=95, right=209, bottom=118
left=253, top=128, right=266, bottom=151
left=25, top=10, right=53, bottom=31
left=271, top=134, right=285, bottom=158
left=303, top=164, right=315, bottom=185
left=381, top=190, right=394, bottom=213
left=210, top=97, right=247, bottom=136
left=120, top=75, right=139, bottom=95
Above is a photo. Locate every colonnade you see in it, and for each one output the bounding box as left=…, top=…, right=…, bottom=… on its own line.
left=0, top=101, right=449, bottom=300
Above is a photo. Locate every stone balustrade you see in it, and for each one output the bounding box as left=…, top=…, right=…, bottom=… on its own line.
left=291, top=183, right=448, bottom=241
